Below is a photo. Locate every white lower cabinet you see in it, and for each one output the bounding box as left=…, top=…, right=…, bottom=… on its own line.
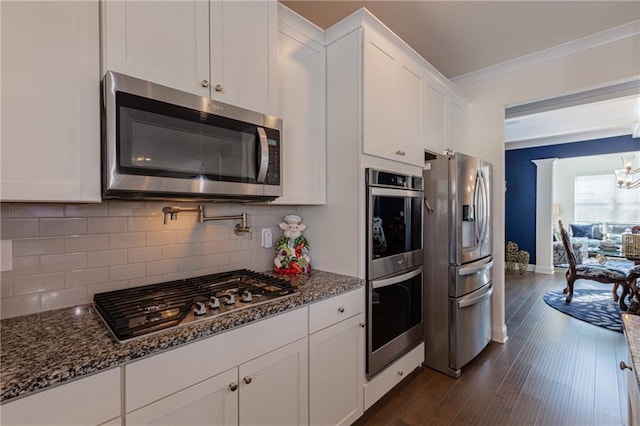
left=308, top=288, right=365, bottom=426
left=126, top=368, right=238, bottom=426
left=0, top=368, right=121, bottom=426
left=126, top=338, right=308, bottom=426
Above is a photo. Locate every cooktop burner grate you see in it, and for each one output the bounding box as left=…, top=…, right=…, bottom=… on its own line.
left=93, top=269, right=296, bottom=342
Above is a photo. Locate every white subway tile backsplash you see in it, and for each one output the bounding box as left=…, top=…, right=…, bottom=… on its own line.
left=108, top=201, right=147, bottom=217
left=109, top=263, right=146, bottom=281
left=39, top=218, right=87, bottom=236
left=162, top=244, right=192, bottom=259
left=13, top=272, right=65, bottom=295
left=65, top=267, right=109, bottom=288
left=87, top=249, right=128, bottom=268
left=88, top=217, right=128, bottom=234
left=146, top=259, right=178, bottom=275
left=65, top=235, right=109, bottom=252
left=13, top=237, right=65, bottom=256
left=146, top=231, right=178, bottom=247
left=192, top=241, right=219, bottom=256
left=65, top=203, right=109, bottom=217
left=1, top=293, right=41, bottom=319
left=109, top=232, right=146, bottom=249
left=0, top=201, right=289, bottom=318
left=178, top=229, right=206, bottom=244
left=12, top=204, right=65, bottom=218
left=0, top=219, right=39, bottom=239
left=41, top=287, right=88, bottom=311
left=178, top=255, right=207, bottom=272
left=40, top=253, right=87, bottom=273
left=128, top=246, right=162, bottom=263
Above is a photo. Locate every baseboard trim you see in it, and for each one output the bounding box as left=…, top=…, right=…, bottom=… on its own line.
left=492, top=324, right=508, bottom=344
left=534, top=265, right=555, bottom=274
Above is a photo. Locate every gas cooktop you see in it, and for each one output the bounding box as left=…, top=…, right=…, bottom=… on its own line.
left=93, top=269, right=297, bottom=342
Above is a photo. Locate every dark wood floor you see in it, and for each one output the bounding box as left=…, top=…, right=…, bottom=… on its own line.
left=357, top=271, right=629, bottom=426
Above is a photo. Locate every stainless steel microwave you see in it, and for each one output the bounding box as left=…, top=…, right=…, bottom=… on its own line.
left=102, top=71, right=282, bottom=201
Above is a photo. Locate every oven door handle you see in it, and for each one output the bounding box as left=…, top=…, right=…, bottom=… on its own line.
left=371, top=267, right=422, bottom=289
left=256, top=127, right=269, bottom=183
left=370, top=187, right=424, bottom=198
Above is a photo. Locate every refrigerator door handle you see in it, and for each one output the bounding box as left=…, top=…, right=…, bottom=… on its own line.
left=458, top=258, right=494, bottom=276
left=424, top=197, right=434, bottom=215
left=473, top=171, right=482, bottom=244
left=459, top=285, right=493, bottom=308
left=477, top=170, right=487, bottom=245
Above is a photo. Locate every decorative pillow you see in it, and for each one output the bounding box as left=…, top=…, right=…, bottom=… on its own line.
left=610, top=225, right=630, bottom=235
left=592, top=225, right=603, bottom=240
left=570, top=223, right=593, bottom=239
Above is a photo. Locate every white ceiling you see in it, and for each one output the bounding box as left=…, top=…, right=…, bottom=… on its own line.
left=280, top=0, right=640, bottom=79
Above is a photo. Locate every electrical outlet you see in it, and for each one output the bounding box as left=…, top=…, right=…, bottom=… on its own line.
left=261, top=228, right=272, bottom=248
left=1, top=240, right=13, bottom=272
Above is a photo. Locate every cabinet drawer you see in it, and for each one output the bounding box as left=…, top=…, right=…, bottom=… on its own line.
left=126, top=307, right=307, bottom=412
left=363, top=342, right=424, bottom=410
left=309, top=287, right=364, bottom=334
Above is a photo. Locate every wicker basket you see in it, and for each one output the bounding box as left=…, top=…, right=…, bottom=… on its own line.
left=622, top=233, right=640, bottom=258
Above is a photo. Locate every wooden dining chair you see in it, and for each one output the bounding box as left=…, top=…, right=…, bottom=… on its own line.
left=559, top=220, right=631, bottom=310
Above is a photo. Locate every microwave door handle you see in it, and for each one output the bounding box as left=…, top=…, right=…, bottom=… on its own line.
left=256, top=127, right=269, bottom=183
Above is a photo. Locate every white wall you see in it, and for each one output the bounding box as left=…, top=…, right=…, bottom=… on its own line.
left=453, top=34, right=640, bottom=343
left=554, top=151, right=640, bottom=227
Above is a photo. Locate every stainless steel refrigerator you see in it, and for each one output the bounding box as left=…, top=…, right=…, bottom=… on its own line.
left=423, top=152, right=493, bottom=378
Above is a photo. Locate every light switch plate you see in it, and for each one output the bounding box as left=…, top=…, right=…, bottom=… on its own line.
left=261, top=228, right=272, bottom=248
left=1, top=240, right=13, bottom=272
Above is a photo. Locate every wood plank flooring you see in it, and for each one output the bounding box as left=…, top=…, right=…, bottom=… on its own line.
left=356, top=271, right=629, bottom=426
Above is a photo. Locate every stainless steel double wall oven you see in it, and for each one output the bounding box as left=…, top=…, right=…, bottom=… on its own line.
left=366, top=169, right=424, bottom=378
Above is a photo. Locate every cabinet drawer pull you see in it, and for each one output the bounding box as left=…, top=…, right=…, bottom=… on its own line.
left=395, top=150, right=406, bottom=156
left=229, top=382, right=238, bottom=391
left=243, top=376, right=253, bottom=384
left=620, top=361, right=633, bottom=371
left=398, top=371, right=404, bottom=377
left=201, top=80, right=210, bottom=88
left=338, top=307, right=345, bottom=313
left=359, top=322, right=365, bottom=328
left=214, top=84, right=224, bottom=92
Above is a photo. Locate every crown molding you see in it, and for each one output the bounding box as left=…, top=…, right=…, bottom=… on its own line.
left=452, top=20, right=640, bottom=87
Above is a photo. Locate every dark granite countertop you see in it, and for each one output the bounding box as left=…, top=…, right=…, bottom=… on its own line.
left=0, top=270, right=363, bottom=403
left=623, top=313, right=640, bottom=388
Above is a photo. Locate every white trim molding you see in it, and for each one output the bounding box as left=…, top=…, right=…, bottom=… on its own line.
left=532, top=158, right=558, bottom=275
left=453, top=20, right=640, bottom=86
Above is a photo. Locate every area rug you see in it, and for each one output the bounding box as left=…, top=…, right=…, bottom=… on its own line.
left=543, top=288, right=623, bottom=333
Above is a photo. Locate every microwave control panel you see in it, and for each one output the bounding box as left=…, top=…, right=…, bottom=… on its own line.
left=265, top=138, right=280, bottom=185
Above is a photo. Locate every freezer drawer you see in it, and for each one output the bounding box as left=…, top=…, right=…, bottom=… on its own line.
left=449, top=256, right=493, bottom=298
left=450, top=283, right=492, bottom=371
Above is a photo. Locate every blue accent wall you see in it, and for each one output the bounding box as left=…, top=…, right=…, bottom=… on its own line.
left=505, top=134, right=638, bottom=264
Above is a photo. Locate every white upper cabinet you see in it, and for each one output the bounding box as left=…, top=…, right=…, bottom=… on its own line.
left=102, top=0, right=278, bottom=116
left=272, top=5, right=326, bottom=205
left=363, top=26, right=424, bottom=167
left=1, top=0, right=101, bottom=202
left=424, top=76, right=468, bottom=155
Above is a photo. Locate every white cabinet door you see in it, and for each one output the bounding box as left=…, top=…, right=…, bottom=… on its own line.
left=0, top=0, right=101, bottom=202
left=102, top=1, right=276, bottom=115
left=101, top=0, right=210, bottom=97
left=363, top=28, right=423, bottom=166
left=272, top=10, right=326, bottom=205
left=239, top=338, right=309, bottom=426
left=126, top=368, right=238, bottom=426
left=1, top=368, right=121, bottom=426
left=210, top=1, right=277, bottom=115
left=424, top=80, right=448, bottom=155
left=309, top=314, right=365, bottom=426
left=448, top=97, right=468, bottom=150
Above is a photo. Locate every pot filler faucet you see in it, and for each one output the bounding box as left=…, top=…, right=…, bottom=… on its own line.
left=162, top=205, right=250, bottom=236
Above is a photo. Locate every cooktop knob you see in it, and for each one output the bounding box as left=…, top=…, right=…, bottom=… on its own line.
left=193, top=302, right=207, bottom=316
left=224, top=294, right=236, bottom=305
left=209, top=297, right=220, bottom=309
left=241, top=291, right=252, bottom=302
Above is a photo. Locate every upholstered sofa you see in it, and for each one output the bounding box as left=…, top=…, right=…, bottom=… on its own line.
left=569, top=222, right=637, bottom=247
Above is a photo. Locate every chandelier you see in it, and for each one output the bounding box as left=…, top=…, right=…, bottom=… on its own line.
left=615, top=155, right=640, bottom=189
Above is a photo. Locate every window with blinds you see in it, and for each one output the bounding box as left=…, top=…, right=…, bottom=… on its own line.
left=574, top=174, right=640, bottom=223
